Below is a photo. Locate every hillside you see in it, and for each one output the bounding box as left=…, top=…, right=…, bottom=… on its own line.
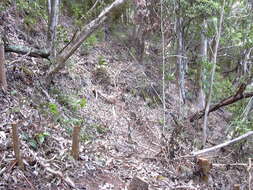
left=0, top=2, right=252, bottom=190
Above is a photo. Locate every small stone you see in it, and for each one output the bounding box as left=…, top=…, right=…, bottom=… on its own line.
left=128, top=177, right=148, bottom=190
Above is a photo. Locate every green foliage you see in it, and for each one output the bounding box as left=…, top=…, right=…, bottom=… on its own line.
left=43, top=88, right=88, bottom=136
left=61, top=0, right=110, bottom=26
left=82, top=34, right=98, bottom=49
left=228, top=100, right=253, bottom=136
left=95, top=124, right=108, bottom=134
left=212, top=74, right=234, bottom=101
left=22, top=131, right=50, bottom=150
left=16, top=0, right=47, bottom=22
left=48, top=103, right=59, bottom=116
left=80, top=132, right=92, bottom=142
left=177, top=0, right=220, bottom=19
left=36, top=132, right=50, bottom=145
left=98, top=56, right=108, bottom=66
left=165, top=72, right=175, bottom=81
left=57, top=94, right=87, bottom=112
left=198, top=59, right=233, bottom=102
left=57, top=26, right=70, bottom=43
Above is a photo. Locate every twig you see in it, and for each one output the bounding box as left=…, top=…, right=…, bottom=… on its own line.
left=28, top=149, right=76, bottom=188
left=20, top=171, right=36, bottom=190
left=87, top=0, right=100, bottom=15
left=8, top=49, right=31, bottom=65
left=183, top=131, right=253, bottom=157
left=213, top=163, right=247, bottom=167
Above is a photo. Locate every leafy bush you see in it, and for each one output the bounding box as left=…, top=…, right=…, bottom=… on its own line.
left=16, top=0, right=47, bottom=21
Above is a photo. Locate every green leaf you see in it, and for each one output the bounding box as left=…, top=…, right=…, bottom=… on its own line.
left=48, top=103, right=59, bottom=115
left=79, top=98, right=87, bottom=108
left=29, top=139, right=37, bottom=149
left=36, top=132, right=49, bottom=145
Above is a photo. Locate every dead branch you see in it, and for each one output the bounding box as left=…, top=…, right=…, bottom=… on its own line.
left=184, top=131, right=253, bottom=157
left=190, top=83, right=253, bottom=122
left=5, top=45, right=50, bottom=59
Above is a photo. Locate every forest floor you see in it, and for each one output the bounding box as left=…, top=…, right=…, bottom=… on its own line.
left=0, top=8, right=252, bottom=190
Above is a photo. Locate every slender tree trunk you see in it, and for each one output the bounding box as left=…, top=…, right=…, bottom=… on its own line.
left=47, top=0, right=60, bottom=58
left=160, top=0, right=166, bottom=132
left=202, top=0, right=225, bottom=147
left=0, top=38, right=7, bottom=91
left=48, top=0, right=51, bottom=18
left=196, top=19, right=207, bottom=110
left=176, top=15, right=186, bottom=105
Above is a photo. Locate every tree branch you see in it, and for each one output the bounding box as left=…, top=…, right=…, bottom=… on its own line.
left=190, top=83, right=253, bottom=122
left=5, top=45, right=50, bottom=59
left=185, top=131, right=253, bottom=157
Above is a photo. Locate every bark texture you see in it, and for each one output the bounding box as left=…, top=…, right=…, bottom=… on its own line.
left=0, top=39, right=7, bottom=91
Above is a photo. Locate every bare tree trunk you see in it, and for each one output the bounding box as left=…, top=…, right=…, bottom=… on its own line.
left=196, top=19, right=207, bottom=110
left=48, top=0, right=51, bottom=18
left=176, top=16, right=186, bottom=105
left=160, top=0, right=166, bottom=133
left=47, top=0, right=60, bottom=58
left=46, top=0, right=127, bottom=84
left=202, top=0, right=225, bottom=147
left=0, top=38, right=7, bottom=91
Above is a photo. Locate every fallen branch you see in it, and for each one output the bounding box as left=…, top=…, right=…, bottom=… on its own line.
left=184, top=131, right=253, bottom=157
left=190, top=83, right=253, bottom=122
left=5, top=45, right=50, bottom=59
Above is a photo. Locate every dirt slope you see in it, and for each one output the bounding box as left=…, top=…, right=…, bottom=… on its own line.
left=0, top=8, right=252, bottom=190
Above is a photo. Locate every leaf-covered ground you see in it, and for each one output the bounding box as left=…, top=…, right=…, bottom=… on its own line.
left=0, top=8, right=252, bottom=190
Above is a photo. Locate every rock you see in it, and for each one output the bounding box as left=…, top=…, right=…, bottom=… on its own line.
left=128, top=177, right=149, bottom=190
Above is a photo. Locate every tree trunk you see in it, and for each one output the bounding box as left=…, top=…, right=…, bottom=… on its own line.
left=47, top=0, right=60, bottom=58
left=202, top=0, right=225, bottom=146
left=176, top=16, right=186, bottom=104
left=196, top=19, right=207, bottom=110
left=0, top=38, right=7, bottom=91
